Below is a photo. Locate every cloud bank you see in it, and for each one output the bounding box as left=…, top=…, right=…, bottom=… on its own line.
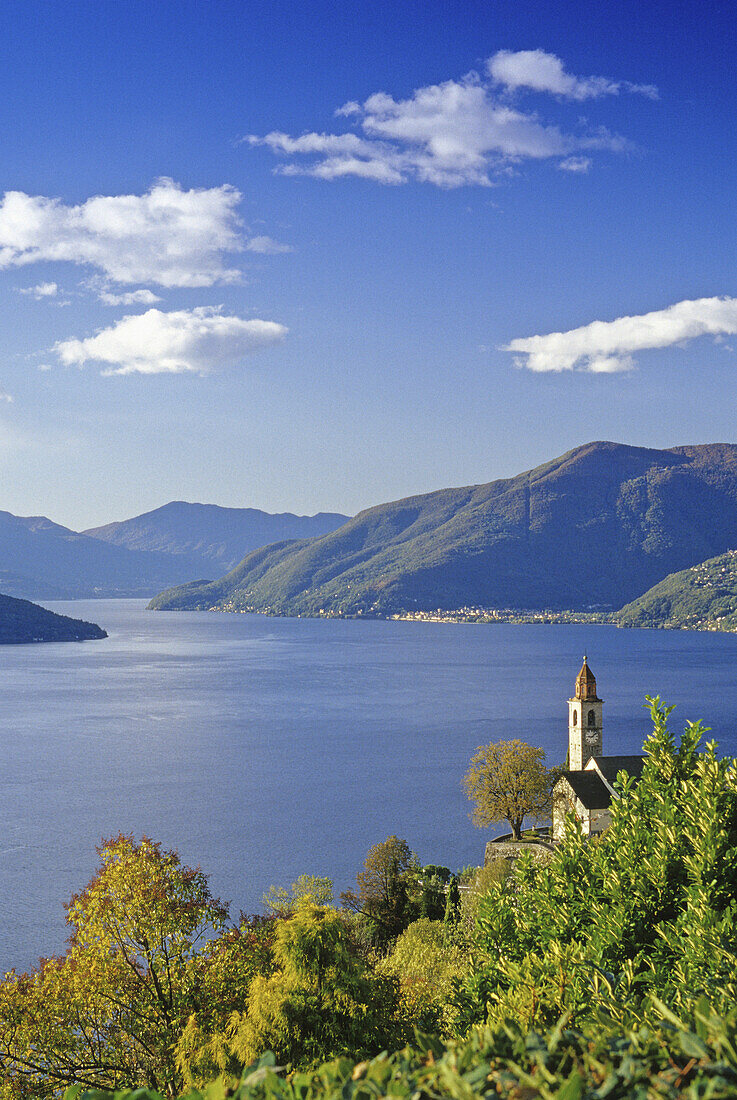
left=0, top=179, right=244, bottom=287
left=55, top=306, right=287, bottom=376
left=487, top=49, right=658, bottom=101
left=248, top=50, right=654, bottom=187
left=506, top=296, right=737, bottom=373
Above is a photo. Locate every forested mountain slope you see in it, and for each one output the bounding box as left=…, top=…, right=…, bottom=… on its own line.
left=616, top=550, right=737, bottom=629
left=149, top=441, right=737, bottom=616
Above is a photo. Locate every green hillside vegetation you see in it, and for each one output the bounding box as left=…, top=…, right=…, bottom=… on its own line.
left=4, top=700, right=737, bottom=1099
left=0, top=592, right=106, bottom=643
left=616, top=550, right=737, bottom=630
left=149, top=441, right=737, bottom=618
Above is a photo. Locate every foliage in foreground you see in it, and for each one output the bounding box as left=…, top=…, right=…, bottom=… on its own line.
left=0, top=837, right=276, bottom=1098
left=176, top=901, right=402, bottom=1086
left=70, top=998, right=737, bottom=1100
left=462, top=698, right=737, bottom=1031
left=7, top=697, right=737, bottom=1100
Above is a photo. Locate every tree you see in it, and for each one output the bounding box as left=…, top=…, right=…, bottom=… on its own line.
left=262, top=874, right=333, bottom=917
left=340, top=836, right=419, bottom=948
left=179, top=901, right=402, bottom=1078
left=416, top=865, right=451, bottom=920
left=463, top=739, right=553, bottom=841
left=377, top=918, right=468, bottom=1035
left=443, top=874, right=461, bottom=926
left=0, top=836, right=268, bottom=1097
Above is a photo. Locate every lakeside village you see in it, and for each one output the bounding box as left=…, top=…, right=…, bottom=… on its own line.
left=390, top=606, right=608, bottom=624
left=217, top=602, right=607, bottom=622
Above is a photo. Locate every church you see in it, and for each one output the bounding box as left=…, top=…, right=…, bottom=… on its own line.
left=552, top=658, right=644, bottom=841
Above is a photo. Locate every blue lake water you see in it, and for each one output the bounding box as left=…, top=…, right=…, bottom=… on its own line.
left=2, top=599, right=737, bottom=973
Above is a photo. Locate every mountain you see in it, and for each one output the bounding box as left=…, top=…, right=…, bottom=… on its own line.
left=0, top=592, right=107, bottom=643
left=0, top=511, right=208, bottom=599
left=83, top=502, right=350, bottom=575
left=616, top=551, right=737, bottom=630
left=148, top=441, right=737, bottom=617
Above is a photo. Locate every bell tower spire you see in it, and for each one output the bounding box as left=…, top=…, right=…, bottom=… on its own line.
left=568, top=656, right=603, bottom=769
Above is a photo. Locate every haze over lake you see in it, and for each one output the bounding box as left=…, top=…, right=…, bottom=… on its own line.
left=3, top=600, right=737, bottom=973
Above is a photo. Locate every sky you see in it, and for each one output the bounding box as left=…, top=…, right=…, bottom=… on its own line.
left=0, top=0, right=736, bottom=529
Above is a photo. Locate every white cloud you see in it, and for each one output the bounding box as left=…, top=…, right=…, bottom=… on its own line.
left=245, top=235, right=293, bottom=254
left=19, top=281, right=59, bottom=299
left=0, top=390, right=12, bottom=402
left=98, top=288, right=162, bottom=306
left=488, top=49, right=658, bottom=101
left=54, top=306, right=287, bottom=376
left=0, top=179, right=244, bottom=287
left=557, top=156, right=592, bottom=173
left=506, top=296, right=737, bottom=373
left=247, top=52, right=653, bottom=187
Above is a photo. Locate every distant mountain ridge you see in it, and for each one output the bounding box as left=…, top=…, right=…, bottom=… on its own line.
left=0, top=510, right=202, bottom=599
left=83, top=502, right=350, bottom=575
left=148, top=441, right=737, bottom=618
left=0, top=503, right=349, bottom=600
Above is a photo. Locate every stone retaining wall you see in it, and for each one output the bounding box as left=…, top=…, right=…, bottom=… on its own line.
left=484, top=839, right=554, bottom=867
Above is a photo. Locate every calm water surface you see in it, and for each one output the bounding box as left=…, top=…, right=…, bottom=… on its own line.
left=2, top=599, right=737, bottom=972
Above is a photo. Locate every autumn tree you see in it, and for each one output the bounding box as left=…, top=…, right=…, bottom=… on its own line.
left=341, top=836, right=420, bottom=948
left=463, top=739, right=553, bottom=841
left=177, top=901, right=401, bottom=1080
left=0, top=836, right=269, bottom=1097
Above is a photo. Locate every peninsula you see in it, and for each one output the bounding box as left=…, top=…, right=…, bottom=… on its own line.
left=0, top=593, right=107, bottom=644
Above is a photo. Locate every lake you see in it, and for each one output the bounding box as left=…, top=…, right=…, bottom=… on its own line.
left=2, top=599, right=737, bottom=973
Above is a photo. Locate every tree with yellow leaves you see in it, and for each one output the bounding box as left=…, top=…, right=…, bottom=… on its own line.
left=463, top=739, right=554, bottom=841
left=0, top=836, right=272, bottom=1097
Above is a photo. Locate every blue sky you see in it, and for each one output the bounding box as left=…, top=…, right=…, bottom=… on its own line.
left=0, top=0, right=735, bottom=528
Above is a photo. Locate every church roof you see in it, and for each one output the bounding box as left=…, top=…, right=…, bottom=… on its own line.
left=588, top=755, right=645, bottom=786
left=574, top=656, right=599, bottom=701
left=560, top=770, right=612, bottom=809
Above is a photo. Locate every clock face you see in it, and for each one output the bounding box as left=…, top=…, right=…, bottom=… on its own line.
left=585, top=730, right=599, bottom=746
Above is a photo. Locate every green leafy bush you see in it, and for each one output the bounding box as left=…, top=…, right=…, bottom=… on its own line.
left=462, top=698, right=737, bottom=1031
left=377, top=918, right=468, bottom=1034
left=69, top=997, right=737, bottom=1100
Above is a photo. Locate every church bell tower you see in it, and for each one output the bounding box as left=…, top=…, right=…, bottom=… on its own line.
left=568, top=656, right=603, bottom=770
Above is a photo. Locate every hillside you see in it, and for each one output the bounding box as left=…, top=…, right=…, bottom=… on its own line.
left=149, top=440, right=737, bottom=617
left=0, top=511, right=208, bottom=599
left=0, top=593, right=107, bottom=643
left=83, top=502, right=349, bottom=575
left=616, top=550, right=737, bottom=629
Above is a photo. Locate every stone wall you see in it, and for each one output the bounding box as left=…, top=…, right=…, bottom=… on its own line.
left=484, top=839, right=554, bottom=868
